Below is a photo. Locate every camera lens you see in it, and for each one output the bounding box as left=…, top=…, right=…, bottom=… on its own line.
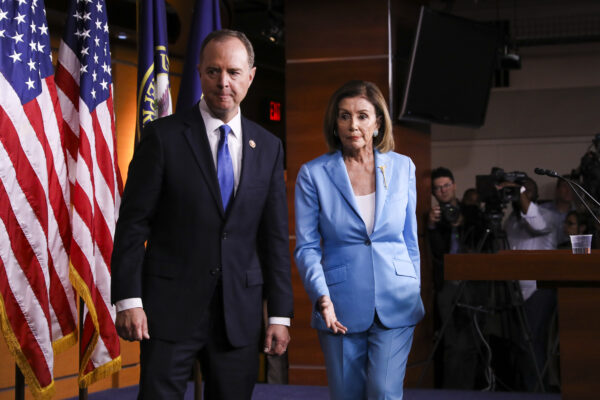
left=441, top=203, right=460, bottom=224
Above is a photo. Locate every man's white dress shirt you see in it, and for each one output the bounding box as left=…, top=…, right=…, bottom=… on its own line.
left=504, top=202, right=556, bottom=300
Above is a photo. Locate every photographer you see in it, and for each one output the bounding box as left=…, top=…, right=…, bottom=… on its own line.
left=427, top=167, right=486, bottom=389
left=502, top=177, right=557, bottom=391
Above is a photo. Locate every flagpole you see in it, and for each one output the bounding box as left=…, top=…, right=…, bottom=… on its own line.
left=79, top=298, right=88, bottom=400
left=14, top=366, right=24, bottom=400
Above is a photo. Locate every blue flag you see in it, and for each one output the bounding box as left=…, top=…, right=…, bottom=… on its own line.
left=176, top=0, right=221, bottom=111
left=136, top=0, right=172, bottom=143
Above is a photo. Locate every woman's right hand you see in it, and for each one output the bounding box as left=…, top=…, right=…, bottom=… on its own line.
left=317, top=295, right=348, bottom=334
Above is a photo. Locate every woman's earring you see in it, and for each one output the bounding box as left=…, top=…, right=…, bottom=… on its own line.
left=373, top=129, right=379, bottom=138
left=333, top=130, right=338, bottom=137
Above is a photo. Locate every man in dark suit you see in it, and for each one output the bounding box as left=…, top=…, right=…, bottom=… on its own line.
left=111, top=29, right=293, bottom=400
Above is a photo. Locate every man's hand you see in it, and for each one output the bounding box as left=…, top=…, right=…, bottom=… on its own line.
left=318, top=295, right=347, bottom=334
left=264, top=324, right=290, bottom=356
left=428, top=205, right=441, bottom=228
left=496, top=181, right=531, bottom=213
left=115, top=307, right=150, bottom=341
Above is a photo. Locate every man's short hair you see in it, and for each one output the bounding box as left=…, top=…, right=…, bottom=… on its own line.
left=199, top=29, right=255, bottom=68
left=431, top=167, right=454, bottom=183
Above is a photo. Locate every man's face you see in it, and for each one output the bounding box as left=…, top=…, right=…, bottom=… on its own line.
left=564, top=213, right=580, bottom=236
left=432, top=176, right=456, bottom=204
left=556, top=180, right=574, bottom=203
left=198, top=37, right=256, bottom=123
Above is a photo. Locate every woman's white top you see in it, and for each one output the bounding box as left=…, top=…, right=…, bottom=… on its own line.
left=355, top=192, right=376, bottom=235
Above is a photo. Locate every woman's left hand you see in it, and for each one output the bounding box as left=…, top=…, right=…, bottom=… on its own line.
left=318, top=295, right=348, bottom=334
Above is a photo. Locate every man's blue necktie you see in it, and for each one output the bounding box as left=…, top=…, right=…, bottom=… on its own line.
left=217, top=124, right=234, bottom=210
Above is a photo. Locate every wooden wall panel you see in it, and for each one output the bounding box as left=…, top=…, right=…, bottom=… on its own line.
left=288, top=366, right=328, bottom=386
left=113, top=364, right=141, bottom=389
left=119, top=340, right=140, bottom=367
left=286, top=0, right=388, bottom=60
left=394, top=124, right=433, bottom=383
left=0, top=338, right=13, bottom=389
left=111, top=49, right=138, bottom=183
left=53, top=346, right=79, bottom=378
left=286, top=0, right=432, bottom=388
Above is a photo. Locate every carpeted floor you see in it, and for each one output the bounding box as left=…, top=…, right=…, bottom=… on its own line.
left=68, top=383, right=562, bottom=400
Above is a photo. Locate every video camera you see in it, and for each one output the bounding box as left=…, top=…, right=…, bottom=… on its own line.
left=476, top=167, right=528, bottom=215
left=472, top=167, right=528, bottom=252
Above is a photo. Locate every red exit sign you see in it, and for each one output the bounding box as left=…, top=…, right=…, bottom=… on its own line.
left=269, top=101, right=281, bottom=121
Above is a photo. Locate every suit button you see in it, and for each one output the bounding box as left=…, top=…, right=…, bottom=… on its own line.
left=222, top=231, right=228, bottom=240
left=210, top=266, right=222, bottom=276
left=364, top=239, right=371, bottom=246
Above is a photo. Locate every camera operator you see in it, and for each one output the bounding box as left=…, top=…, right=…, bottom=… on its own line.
left=427, top=167, right=486, bottom=389
left=502, top=177, right=557, bottom=391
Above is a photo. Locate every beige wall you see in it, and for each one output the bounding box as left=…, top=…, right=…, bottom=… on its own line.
left=431, top=42, right=600, bottom=200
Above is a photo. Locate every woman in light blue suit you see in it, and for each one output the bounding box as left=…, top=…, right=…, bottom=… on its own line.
left=294, top=81, right=424, bottom=400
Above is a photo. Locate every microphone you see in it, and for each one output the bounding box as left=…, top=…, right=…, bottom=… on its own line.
left=533, top=167, right=559, bottom=177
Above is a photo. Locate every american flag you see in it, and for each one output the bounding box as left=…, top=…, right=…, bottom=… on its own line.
left=1, top=0, right=77, bottom=397
left=55, top=0, right=122, bottom=387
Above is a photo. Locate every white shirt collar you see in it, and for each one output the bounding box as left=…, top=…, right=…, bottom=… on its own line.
left=199, top=99, right=242, bottom=140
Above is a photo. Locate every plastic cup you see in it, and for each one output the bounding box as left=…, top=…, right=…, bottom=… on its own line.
left=569, top=234, right=593, bottom=254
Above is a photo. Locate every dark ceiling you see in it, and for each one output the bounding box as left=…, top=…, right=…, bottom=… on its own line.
left=430, top=0, right=600, bottom=46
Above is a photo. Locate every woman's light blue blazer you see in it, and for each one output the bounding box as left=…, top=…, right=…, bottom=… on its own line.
left=294, top=150, right=425, bottom=332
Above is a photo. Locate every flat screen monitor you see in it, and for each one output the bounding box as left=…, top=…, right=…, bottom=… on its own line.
left=398, top=7, right=499, bottom=127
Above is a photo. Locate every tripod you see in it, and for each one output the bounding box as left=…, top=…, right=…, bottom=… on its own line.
left=418, top=217, right=546, bottom=392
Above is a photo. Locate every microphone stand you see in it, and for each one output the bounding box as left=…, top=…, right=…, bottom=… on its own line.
left=559, top=177, right=600, bottom=224
left=534, top=169, right=600, bottom=225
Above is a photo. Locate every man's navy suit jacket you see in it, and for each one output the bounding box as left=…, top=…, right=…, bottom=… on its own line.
left=111, top=104, right=293, bottom=347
